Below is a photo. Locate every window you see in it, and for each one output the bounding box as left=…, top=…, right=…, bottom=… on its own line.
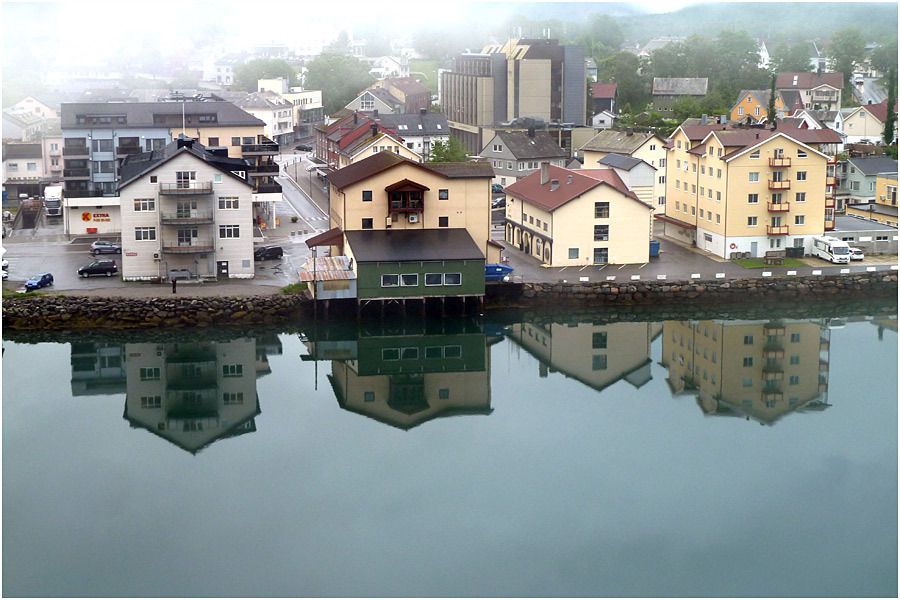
left=789, top=375, right=800, bottom=385
left=738, top=106, right=745, bottom=116
left=716, top=213, right=721, bottom=224
left=507, top=161, right=513, bottom=169
left=213, top=174, right=222, bottom=184
left=797, top=149, right=807, bottom=158
left=91, top=139, right=113, bottom=152
left=362, top=190, right=372, bottom=202
left=438, top=216, right=449, bottom=227
left=749, top=150, right=760, bottom=159
left=677, top=160, right=681, bottom=169
left=231, top=137, right=241, bottom=146
left=400, top=274, right=418, bottom=287
left=223, top=364, right=243, bottom=377
left=568, top=248, right=579, bottom=259
left=381, top=274, right=399, bottom=287
left=692, top=163, right=696, bottom=172
left=135, top=226, right=156, bottom=241
left=795, top=192, right=806, bottom=202
left=175, top=171, right=196, bottom=188
left=438, top=189, right=449, bottom=200
left=691, top=206, right=696, bottom=215
left=594, top=224, right=609, bottom=241
left=742, top=377, right=753, bottom=387
left=677, top=140, right=682, bottom=149
left=790, top=333, right=800, bottom=342
left=444, top=345, right=462, bottom=358
left=593, top=247, right=608, bottom=264
left=650, top=144, right=656, bottom=151
left=747, top=216, right=758, bottom=226
left=659, top=175, right=665, bottom=184
left=7, top=163, right=18, bottom=172
left=594, top=202, right=609, bottom=218
left=443, top=273, right=461, bottom=286
left=701, top=165, right=706, bottom=175
left=794, top=215, right=805, bottom=225
left=592, top=354, right=608, bottom=370
left=140, top=396, right=162, bottom=409
left=790, top=355, right=800, bottom=365
left=716, top=191, right=721, bottom=201
left=362, top=218, right=373, bottom=229
left=150, top=175, right=158, bottom=183
left=218, top=197, right=239, bottom=209
left=749, top=172, right=759, bottom=182
left=691, top=185, right=696, bottom=195
left=93, top=160, right=116, bottom=174
left=755, top=106, right=761, bottom=116
left=208, top=137, right=219, bottom=146
left=145, top=138, right=166, bottom=152
left=876, top=235, right=889, bottom=241
left=699, top=208, right=704, bottom=219
left=133, top=198, right=155, bottom=212
left=659, top=158, right=666, bottom=167
left=796, top=171, right=807, bottom=181
left=219, top=225, right=239, bottom=238
left=223, top=392, right=244, bottom=405
left=425, top=273, right=443, bottom=286
left=26, top=162, right=38, bottom=171
left=748, top=193, right=759, bottom=204
left=139, top=367, right=160, bottom=381
left=743, top=335, right=753, bottom=345
left=717, top=168, right=722, bottom=178
left=675, top=201, right=680, bottom=210
left=493, top=144, right=503, bottom=152
left=743, top=357, right=753, bottom=367
left=242, top=136, right=254, bottom=145
left=700, top=186, right=704, bottom=196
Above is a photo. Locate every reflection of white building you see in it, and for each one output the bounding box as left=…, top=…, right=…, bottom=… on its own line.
left=123, top=339, right=261, bottom=454
left=507, top=321, right=662, bottom=393
left=70, top=342, right=127, bottom=396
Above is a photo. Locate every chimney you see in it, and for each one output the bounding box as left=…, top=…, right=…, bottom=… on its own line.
left=420, top=108, right=426, bottom=115
left=550, top=179, right=560, bottom=192
left=527, top=126, right=535, bottom=138
left=353, top=112, right=358, bottom=124
left=540, top=161, right=550, bottom=185
left=720, top=114, right=727, bottom=125
left=566, top=174, right=573, bottom=185
left=371, top=124, right=378, bottom=137
left=701, top=113, right=708, bottom=125
left=373, top=109, right=379, bottom=117
left=626, top=128, right=634, bottom=136
left=756, top=133, right=760, bottom=139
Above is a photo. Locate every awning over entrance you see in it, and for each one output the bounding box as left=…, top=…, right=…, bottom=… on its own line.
left=306, top=226, right=343, bottom=248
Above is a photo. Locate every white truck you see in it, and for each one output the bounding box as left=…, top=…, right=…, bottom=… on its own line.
left=43, top=185, right=63, bottom=217
left=810, top=236, right=851, bottom=264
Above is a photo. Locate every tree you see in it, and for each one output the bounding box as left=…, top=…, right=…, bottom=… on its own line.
left=303, top=54, right=374, bottom=115
left=586, top=14, right=624, bottom=53
left=767, top=73, right=777, bottom=125
left=884, top=68, right=896, bottom=146
left=769, top=41, right=813, bottom=73
left=597, top=52, right=649, bottom=113
left=870, top=36, right=898, bottom=81
left=827, top=27, right=866, bottom=90
left=232, top=59, right=298, bottom=92
left=429, top=137, right=469, bottom=162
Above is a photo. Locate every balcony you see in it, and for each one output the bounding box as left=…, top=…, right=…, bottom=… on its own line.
left=63, top=168, right=90, bottom=179
left=160, top=211, right=214, bottom=224
left=241, top=143, right=279, bottom=156
left=161, top=242, right=215, bottom=254
left=763, top=344, right=785, bottom=359
left=159, top=182, right=213, bottom=195
left=63, top=188, right=107, bottom=198
left=767, top=225, right=790, bottom=235
left=768, top=179, right=791, bottom=190
left=762, top=391, right=784, bottom=402
left=764, top=323, right=786, bottom=336
left=48, top=149, right=61, bottom=157
left=826, top=176, right=837, bottom=186
left=248, top=164, right=280, bottom=176
left=769, top=157, right=790, bottom=167
left=116, top=145, right=142, bottom=157
left=762, top=366, right=785, bottom=381
left=389, top=199, right=424, bottom=213
left=825, top=197, right=836, bottom=208
left=255, top=182, right=282, bottom=194
left=63, top=145, right=89, bottom=157
left=767, top=201, right=790, bottom=212
left=49, top=164, right=62, bottom=172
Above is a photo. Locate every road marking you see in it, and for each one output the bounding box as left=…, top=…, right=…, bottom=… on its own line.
left=579, top=265, right=589, bottom=271
left=657, top=274, right=666, bottom=280
left=559, top=266, right=568, bottom=272
left=617, top=264, right=627, bottom=270
left=597, top=265, right=607, bottom=272
left=891, top=265, right=898, bottom=270
left=866, top=266, right=877, bottom=272
left=638, top=263, right=648, bottom=269
left=762, top=271, right=772, bottom=277
left=606, top=275, right=616, bottom=281
left=630, top=275, right=640, bottom=280
left=787, top=270, right=797, bottom=275
left=691, top=273, right=701, bottom=279
left=840, top=268, right=850, bottom=274
left=579, top=276, right=589, bottom=282
left=812, top=269, right=822, bottom=275
left=715, top=273, right=725, bottom=278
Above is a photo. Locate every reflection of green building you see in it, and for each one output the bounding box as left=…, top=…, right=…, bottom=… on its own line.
left=304, top=321, right=493, bottom=430
left=122, top=339, right=264, bottom=454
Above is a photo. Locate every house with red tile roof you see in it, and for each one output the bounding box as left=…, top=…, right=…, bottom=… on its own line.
left=590, top=82, right=618, bottom=116
left=776, top=72, right=844, bottom=111
left=503, top=163, right=652, bottom=266
left=841, top=100, right=898, bottom=145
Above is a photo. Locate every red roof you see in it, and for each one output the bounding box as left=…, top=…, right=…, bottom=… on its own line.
left=862, top=100, right=898, bottom=124
left=590, top=82, right=617, bottom=99
left=505, top=165, right=642, bottom=213
left=776, top=71, right=843, bottom=90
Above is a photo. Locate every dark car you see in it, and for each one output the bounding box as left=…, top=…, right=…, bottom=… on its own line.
left=491, top=197, right=506, bottom=209
left=25, top=272, right=53, bottom=291
left=492, top=183, right=504, bottom=194
left=295, top=144, right=313, bottom=152
left=90, top=240, right=121, bottom=255
left=254, top=246, right=284, bottom=261
left=78, top=259, right=118, bottom=278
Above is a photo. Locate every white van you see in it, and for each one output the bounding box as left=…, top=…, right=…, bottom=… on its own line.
left=810, top=236, right=851, bottom=264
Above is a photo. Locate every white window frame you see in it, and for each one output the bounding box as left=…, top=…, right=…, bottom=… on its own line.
left=381, top=274, right=400, bottom=287
left=218, top=196, right=239, bottom=210
left=134, top=198, right=155, bottom=212
left=443, top=273, right=462, bottom=286
left=135, top=226, right=156, bottom=241
left=218, top=224, right=240, bottom=239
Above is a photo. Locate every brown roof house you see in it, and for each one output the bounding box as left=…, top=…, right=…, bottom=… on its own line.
left=651, top=78, right=709, bottom=114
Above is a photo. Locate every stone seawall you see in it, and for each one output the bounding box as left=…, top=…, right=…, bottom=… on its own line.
left=2, top=273, right=897, bottom=331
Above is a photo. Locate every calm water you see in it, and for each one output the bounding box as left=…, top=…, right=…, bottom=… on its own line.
left=3, top=306, right=897, bottom=597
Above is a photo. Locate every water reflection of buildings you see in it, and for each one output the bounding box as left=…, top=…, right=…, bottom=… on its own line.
left=661, top=319, right=832, bottom=425
left=506, top=321, right=662, bottom=393
left=70, top=336, right=280, bottom=453
left=303, top=322, right=494, bottom=430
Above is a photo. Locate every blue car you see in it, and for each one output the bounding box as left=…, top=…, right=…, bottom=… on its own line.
left=485, top=264, right=514, bottom=282
left=25, top=272, right=53, bottom=291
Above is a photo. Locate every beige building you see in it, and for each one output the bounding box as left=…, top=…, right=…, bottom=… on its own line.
left=846, top=172, right=898, bottom=226
left=662, top=122, right=842, bottom=257
left=118, top=137, right=255, bottom=281
left=234, top=92, right=295, bottom=146
left=661, top=319, right=831, bottom=426
left=579, top=130, right=667, bottom=208
left=841, top=101, right=894, bottom=145
left=504, top=163, right=652, bottom=266
left=337, top=129, right=421, bottom=168
left=325, top=151, right=500, bottom=263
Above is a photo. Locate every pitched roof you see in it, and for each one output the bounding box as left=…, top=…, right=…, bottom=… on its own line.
left=590, top=82, right=617, bottom=99
left=328, top=151, right=493, bottom=189
left=652, top=78, right=708, bottom=96
left=366, top=87, right=404, bottom=109
left=344, top=228, right=484, bottom=262
left=845, top=156, right=898, bottom=176
left=118, top=137, right=254, bottom=190
left=504, top=164, right=642, bottom=213
left=60, top=101, right=264, bottom=128
left=2, top=143, right=42, bottom=159
left=234, top=91, right=291, bottom=110
left=580, top=129, right=660, bottom=154
left=862, top=100, right=898, bottom=124
left=371, top=112, right=449, bottom=137
left=597, top=153, right=653, bottom=171
left=490, top=131, right=567, bottom=159
left=776, top=72, right=843, bottom=90
left=382, top=77, right=429, bottom=96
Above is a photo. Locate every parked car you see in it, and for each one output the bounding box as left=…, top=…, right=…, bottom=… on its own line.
left=168, top=268, right=192, bottom=281
left=91, top=240, right=121, bottom=255
left=78, top=259, right=118, bottom=278
left=492, top=183, right=504, bottom=194
left=849, top=247, right=865, bottom=261
left=295, top=144, right=313, bottom=152
left=491, top=197, right=506, bottom=209
left=485, top=263, right=514, bottom=282
left=24, top=272, right=53, bottom=291
left=254, top=246, right=284, bottom=261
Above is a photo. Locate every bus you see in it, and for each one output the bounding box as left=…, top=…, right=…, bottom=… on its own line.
left=43, top=185, right=63, bottom=217
left=810, top=236, right=850, bottom=264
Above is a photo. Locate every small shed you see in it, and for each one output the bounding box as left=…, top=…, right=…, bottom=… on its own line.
left=298, top=255, right=357, bottom=299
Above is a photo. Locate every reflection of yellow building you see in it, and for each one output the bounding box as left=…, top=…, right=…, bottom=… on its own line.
left=661, top=319, right=831, bottom=425
left=507, top=321, right=661, bottom=392
left=306, top=326, right=493, bottom=430
left=123, top=339, right=263, bottom=454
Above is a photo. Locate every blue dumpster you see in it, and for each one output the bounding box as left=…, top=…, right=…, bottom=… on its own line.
left=649, top=240, right=660, bottom=258
left=485, top=264, right=514, bottom=282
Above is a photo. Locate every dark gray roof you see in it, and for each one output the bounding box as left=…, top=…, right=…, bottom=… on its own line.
left=365, top=88, right=403, bottom=109
left=234, top=92, right=291, bottom=110
left=61, top=101, right=265, bottom=129
left=580, top=129, right=659, bottom=154
left=345, top=228, right=484, bottom=262
left=652, top=78, right=708, bottom=96
left=833, top=215, right=898, bottom=232
left=846, top=156, right=898, bottom=176
left=597, top=153, right=653, bottom=171
left=847, top=203, right=898, bottom=218
left=118, top=137, right=253, bottom=190
left=373, top=112, right=449, bottom=137
left=329, top=151, right=493, bottom=190
left=2, top=143, right=42, bottom=159
left=491, top=131, right=567, bottom=159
